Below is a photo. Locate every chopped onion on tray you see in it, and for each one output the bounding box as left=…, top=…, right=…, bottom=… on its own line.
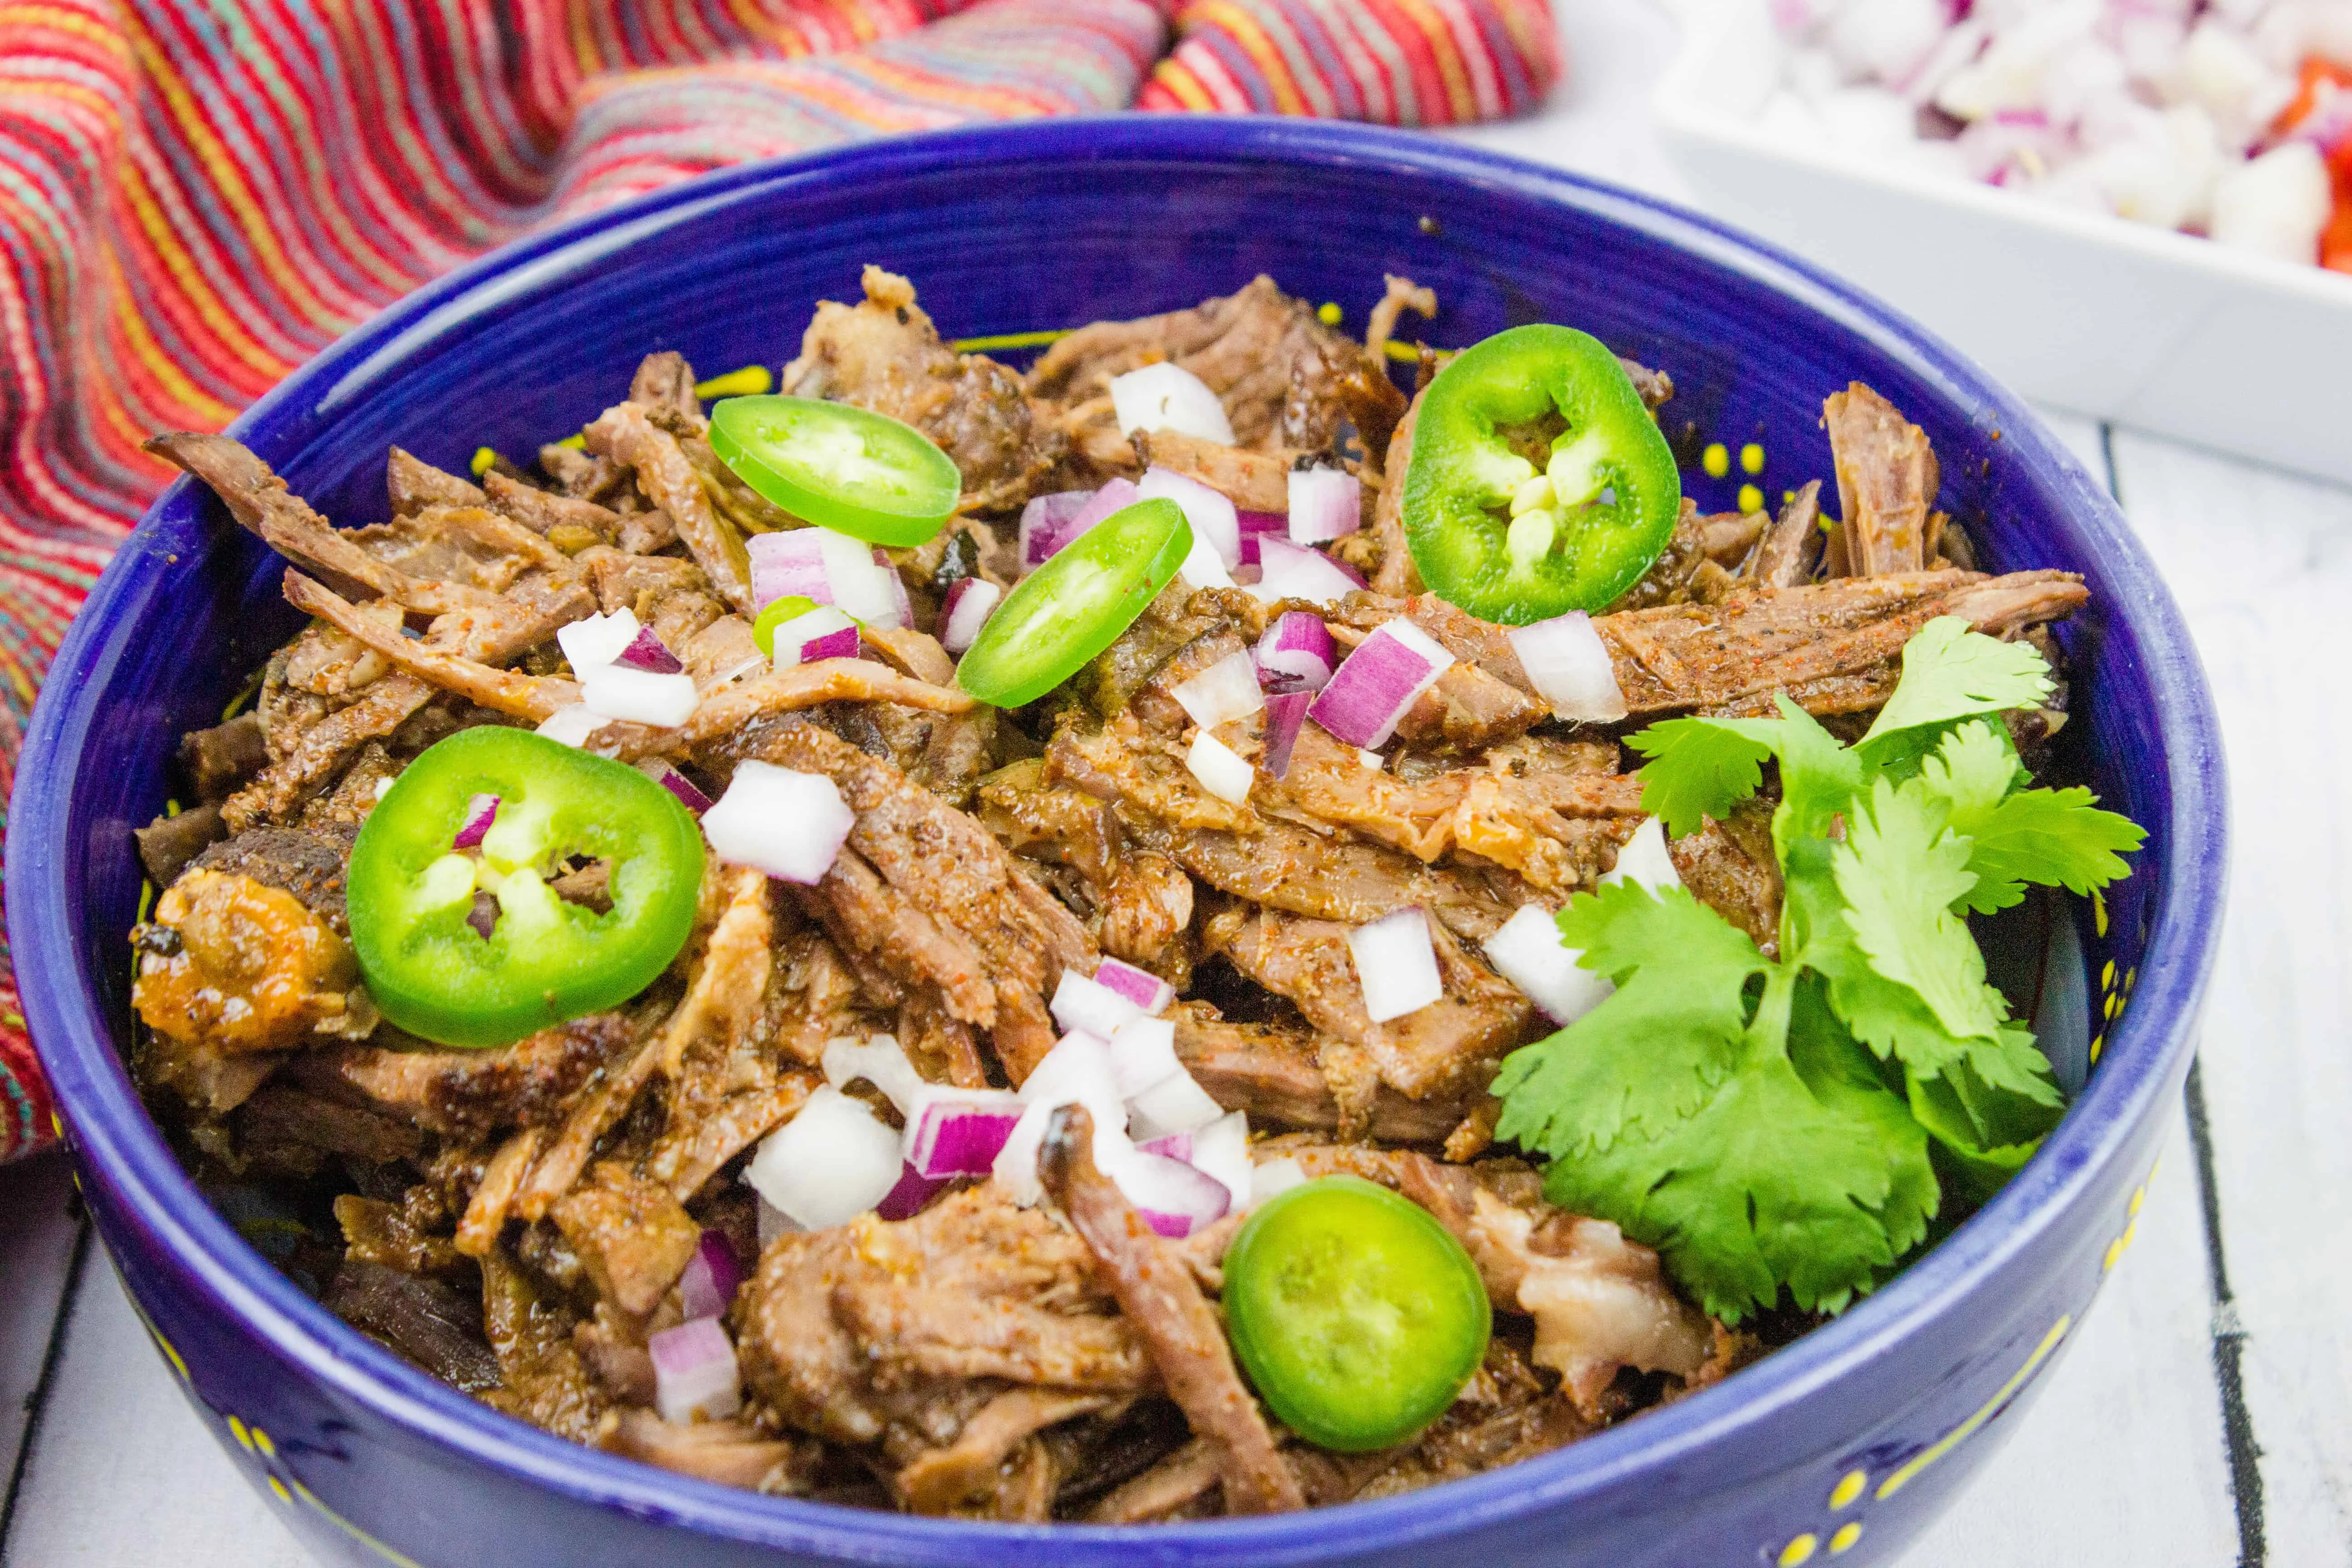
left=1347, top=906, right=1442, bottom=1024
left=648, top=1318, right=741, bottom=1425
left=1307, top=619, right=1455, bottom=750
left=1286, top=466, right=1361, bottom=545
left=702, top=760, right=854, bottom=884
left=939, top=578, right=1000, bottom=654
left=1172, top=649, right=1266, bottom=730
left=1110, top=362, right=1235, bottom=446
left=1508, top=611, right=1627, bottom=723
left=1186, top=730, right=1256, bottom=806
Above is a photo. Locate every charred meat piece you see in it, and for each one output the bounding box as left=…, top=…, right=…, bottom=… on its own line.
left=133, top=870, right=362, bottom=1055
left=324, top=1260, right=501, bottom=1392
left=781, top=266, right=1064, bottom=513
left=1824, top=382, right=1939, bottom=578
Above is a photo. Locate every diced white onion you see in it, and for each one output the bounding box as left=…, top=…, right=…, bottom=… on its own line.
left=821, top=1033, right=926, bottom=1117
left=1186, top=1110, right=1252, bottom=1211
left=535, top=703, right=604, bottom=748
left=1171, top=650, right=1266, bottom=730
left=557, top=608, right=642, bottom=673
left=767, top=605, right=861, bottom=670
left=1346, top=906, right=1443, bottom=1024
left=1307, top=619, right=1454, bottom=751
left=745, top=526, right=901, bottom=626
left=939, top=578, right=1000, bottom=655
left=648, top=1318, right=741, bottom=1425
left=1286, top=467, right=1362, bottom=545
left=1249, top=536, right=1364, bottom=606
left=1186, top=730, right=1256, bottom=806
left=701, top=760, right=854, bottom=885
left=1602, top=817, right=1685, bottom=893
left=1177, top=529, right=1236, bottom=591
left=743, top=1085, right=903, bottom=1230
left=1110, top=362, right=1235, bottom=446
left=995, top=1032, right=1127, bottom=1206
left=1104, top=1015, right=1183, bottom=1100
left=1113, top=1146, right=1232, bottom=1240
left=1138, top=466, right=1242, bottom=568
left=1250, top=1157, right=1308, bottom=1208
left=1125, top=1069, right=1229, bottom=1143
left=1484, top=903, right=1613, bottom=1025
left=579, top=662, right=700, bottom=728
left=1050, top=968, right=1147, bottom=1041
left=1507, top=611, right=1628, bottom=724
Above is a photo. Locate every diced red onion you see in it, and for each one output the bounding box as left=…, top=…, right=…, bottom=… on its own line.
left=1186, top=730, right=1255, bottom=806
left=743, top=1085, right=904, bottom=1230
left=872, top=549, right=913, bottom=632
left=1172, top=649, right=1266, bottom=730
left=822, top=1033, right=929, bottom=1117
left=1188, top=1110, right=1252, bottom=1210
left=1260, top=691, right=1311, bottom=781
left=995, top=1031, right=1127, bottom=1206
left=648, top=1318, right=741, bottom=1425
left=1236, top=509, right=1285, bottom=568
left=556, top=608, right=641, bottom=673
left=1138, top=1132, right=1192, bottom=1163
left=1252, top=536, right=1365, bottom=606
left=1017, top=489, right=1097, bottom=568
left=905, top=1090, right=1025, bottom=1178
left=1138, top=467, right=1241, bottom=568
left=876, top=1163, right=951, bottom=1221
left=1114, top=1145, right=1233, bottom=1239
left=1250, top=1156, right=1308, bottom=1209
left=677, top=1229, right=743, bottom=1322
left=1093, top=958, right=1173, bottom=1016
left=769, top=605, right=862, bottom=669
left=1307, top=619, right=1455, bottom=750
left=940, top=578, right=1001, bottom=655
left=535, top=704, right=603, bottom=748
left=746, top=527, right=899, bottom=626
left=1507, top=611, right=1627, bottom=723
left=614, top=626, right=684, bottom=675
left=452, top=793, right=499, bottom=849
left=1602, top=817, right=1686, bottom=893
left=636, top=759, right=714, bottom=814
left=1484, top=902, right=1612, bottom=1025
left=1051, top=969, right=1147, bottom=1041
left=1110, top=363, right=1235, bottom=446
left=1346, top=906, right=1442, bottom=1024
left=580, top=663, right=699, bottom=728
left=1287, top=467, right=1362, bottom=545
left=1255, top=611, right=1336, bottom=691
left=702, top=760, right=853, bottom=884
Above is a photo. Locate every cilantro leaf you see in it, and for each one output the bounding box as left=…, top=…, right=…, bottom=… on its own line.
left=1833, top=778, right=2007, bottom=1041
left=1627, top=717, right=1779, bottom=839
left=1855, top=617, right=2053, bottom=757
left=1542, top=1044, right=1922, bottom=1323
left=1917, top=720, right=2021, bottom=820
left=1947, top=785, right=2146, bottom=915
left=1492, top=883, right=1766, bottom=1163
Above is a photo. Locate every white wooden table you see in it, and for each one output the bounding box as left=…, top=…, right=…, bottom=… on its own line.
left=2, top=5, right=2342, bottom=1563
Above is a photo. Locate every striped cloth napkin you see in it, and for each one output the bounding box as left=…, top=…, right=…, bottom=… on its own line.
left=0, top=0, right=1561, bottom=1161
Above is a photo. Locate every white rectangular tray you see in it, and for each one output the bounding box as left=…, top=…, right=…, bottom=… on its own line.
left=1652, top=0, right=2352, bottom=485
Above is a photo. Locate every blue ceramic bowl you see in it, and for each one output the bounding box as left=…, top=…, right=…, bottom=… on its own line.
left=10, top=118, right=2225, bottom=1568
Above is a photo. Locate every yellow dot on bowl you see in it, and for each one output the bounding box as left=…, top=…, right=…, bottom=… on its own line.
left=267, top=1475, right=293, bottom=1505
left=2101, top=960, right=2116, bottom=989
left=2129, top=1185, right=2146, bottom=1216
left=1741, top=442, right=1766, bottom=474
left=1829, top=1470, right=1868, bottom=1510
left=693, top=363, right=773, bottom=400
left=1702, top=443, right=1730, bottom=478
left=2125, top=966, right=2137, bottom=991
left=2105, top=1235, right=2125, bottom=1271
left=252, top=1426, right=277, bottom=1459
left=228, top=1415, right=254, bottom=1452
left=1830, top=1522, right=1864, bottom=1554
left=1739, top=483, right=1765, bottom=513
left=2089, top=1032, right=2105, bottom=1064
left=1779, top=1533, right=1820, bottom=1566
left=1318, top=301, right=1344, bottom=326
left=469, top=446, right=498, bottom=478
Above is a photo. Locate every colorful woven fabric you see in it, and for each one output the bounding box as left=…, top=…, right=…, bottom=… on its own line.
left=0, top=0, right=1559, bottom=1161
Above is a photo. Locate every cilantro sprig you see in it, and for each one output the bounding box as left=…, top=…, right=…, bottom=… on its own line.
left=1492, top=617, right=2144, bottom=1323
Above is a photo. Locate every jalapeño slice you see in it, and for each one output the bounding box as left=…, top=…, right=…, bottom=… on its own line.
left=346, top=728, right=704, bottom=1048
left=954, top=497, right=1191, bottom=708
left=709, top=394, right=960, bottom=548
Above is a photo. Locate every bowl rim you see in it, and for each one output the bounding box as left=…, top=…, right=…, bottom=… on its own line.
left=10, top=113, right=2228, bottom=1563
